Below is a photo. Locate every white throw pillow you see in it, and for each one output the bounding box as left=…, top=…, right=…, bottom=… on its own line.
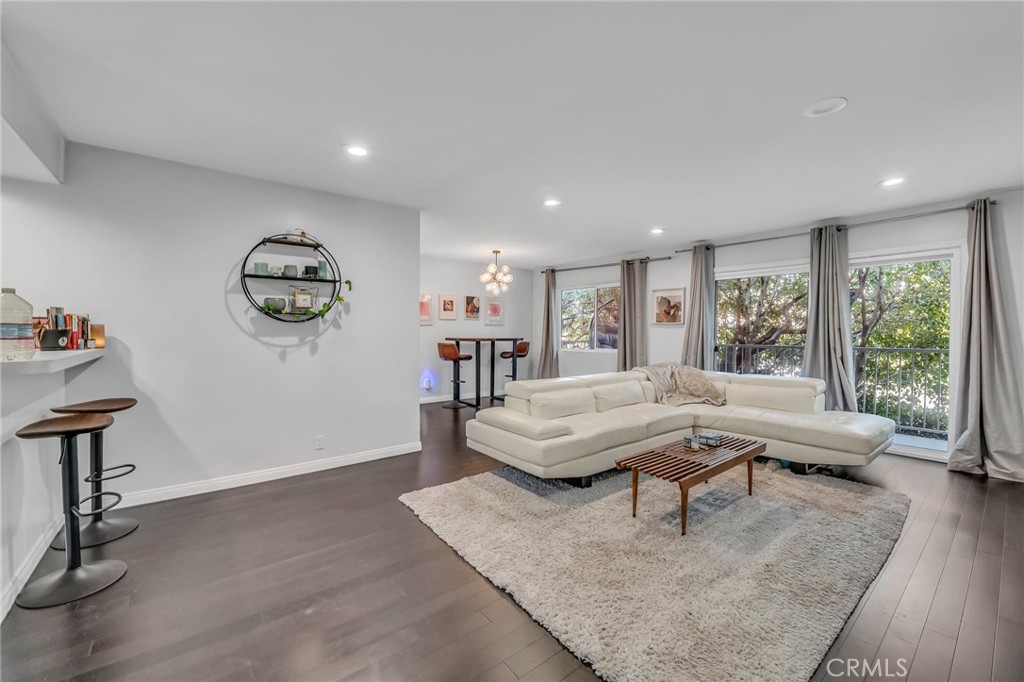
left=592, top=381, right=646, bottom=412
left=530, top=388, right=596, bottom=420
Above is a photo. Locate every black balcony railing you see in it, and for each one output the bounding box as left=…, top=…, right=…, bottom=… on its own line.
left=714, top=343, right=949, bottom=441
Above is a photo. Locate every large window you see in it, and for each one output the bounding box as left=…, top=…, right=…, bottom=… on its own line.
left=560, top=285, right=620, bottom=350
left=713, top=259, right=952, bottom=445
left=850, top=259, right=951, bottom=443
left=715, top=273, right=809, bottom=375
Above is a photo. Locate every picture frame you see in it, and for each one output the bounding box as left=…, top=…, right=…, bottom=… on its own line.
left=652, top=288, right=685, bottom=325
left=439, top=294, right=457, bottom=320
left=484, top=296, right=505, bottom=326
left=464, top=295, right=481, bottom=320
left=419, top=293, right=433, bottom=325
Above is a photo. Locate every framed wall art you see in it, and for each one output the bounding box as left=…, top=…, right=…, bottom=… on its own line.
left=652, top=288, right=685, bottom=325
left=419, top=293, right=433, bottom=325
left=484, top=296, right=505, bottom=326
left=464, top=295, right=481, bottom=320
left=439, top=294, right=457, bottom=320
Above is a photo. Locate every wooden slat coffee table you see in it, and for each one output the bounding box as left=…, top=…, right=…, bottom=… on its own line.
left=615, top=436, right=767, bottom=535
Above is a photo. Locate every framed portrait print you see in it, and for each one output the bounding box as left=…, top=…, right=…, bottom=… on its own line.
left=439, top=294, right=457, bottom=320
left=652, top=288, right=685, bottom=325
left=464, top=295, right=481, bottom=320
left=484, top=296, right=505, bottom=326
left=419, top=293, right=432, bottom=325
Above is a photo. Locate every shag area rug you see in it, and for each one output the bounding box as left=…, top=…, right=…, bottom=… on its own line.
left=400, top=462, right=909, bottom=682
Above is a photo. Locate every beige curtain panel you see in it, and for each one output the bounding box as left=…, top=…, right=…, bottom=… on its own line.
left=537, top=268, right=560, bottom=379
left=948, top=199, right=1024, bottom=481
left=681, top=244, right=715, bottom=369
left=617, top=258, right=648, bottom=371
left=803, top=225, right=858, bottom=411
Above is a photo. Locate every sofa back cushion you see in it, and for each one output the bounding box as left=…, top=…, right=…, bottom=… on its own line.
left=592, top=381, right=646, bottom=412
left=725, top=383, right=820, bottom=414
left=530, top=387, right=596, bottom=419
left=505, top=377, right=587, bottom=401
left=574, top=371, right=649, bottom=388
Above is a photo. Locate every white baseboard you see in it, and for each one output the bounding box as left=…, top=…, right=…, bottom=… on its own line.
left=2, top=514, right=62, bottom=620
left=119, top=441, right=422, bottom=509
left=420, top=393, right=479, bottom=404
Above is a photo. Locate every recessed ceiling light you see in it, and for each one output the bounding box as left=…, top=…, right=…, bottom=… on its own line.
left=878, top=177, right=905, bottom=187
left=650, top=227, right=665, bottom=235
left=543, top=198, right=562, bottom=207
left=803, top=97, right=848, bottom=118
left=345, top=145, right=369, bottom=157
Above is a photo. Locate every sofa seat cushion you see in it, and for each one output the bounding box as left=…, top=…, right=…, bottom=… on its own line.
left=694, top=405, right=895, bottom=455
left=554, top=412, right=649, bottom=451
left=608, top=403, right=696, bottom=437
left=530, top=388, right=596, bottom=420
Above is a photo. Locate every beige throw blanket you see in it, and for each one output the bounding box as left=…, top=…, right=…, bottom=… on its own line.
left=634, top=362, right=726, bottom=406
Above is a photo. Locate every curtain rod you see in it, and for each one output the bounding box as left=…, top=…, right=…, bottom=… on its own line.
left=541, top=255, right=671, bottom=274
left=673, top=201, right=994, bottom=254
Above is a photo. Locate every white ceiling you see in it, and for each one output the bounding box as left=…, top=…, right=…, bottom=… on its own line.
left=2, top=2, right=1021, bottom=268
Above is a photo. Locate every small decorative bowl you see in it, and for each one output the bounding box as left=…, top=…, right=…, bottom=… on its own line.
left=263, top=297, right=287, bottom=313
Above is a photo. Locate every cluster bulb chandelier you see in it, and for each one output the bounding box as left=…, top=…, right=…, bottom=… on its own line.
left=479, top=249, right=513, bottom=295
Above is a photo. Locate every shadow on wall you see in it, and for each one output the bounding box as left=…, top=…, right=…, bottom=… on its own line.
left=65, top=337, right=195, bottom=498
left=222, top=257, right=349, bottom=363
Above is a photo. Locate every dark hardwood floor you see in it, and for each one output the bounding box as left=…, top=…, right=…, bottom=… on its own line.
left=2, top=403, right=1021, bottom=681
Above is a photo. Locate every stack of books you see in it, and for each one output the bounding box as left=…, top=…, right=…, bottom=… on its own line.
left=33, top=306, right=98, bottom=350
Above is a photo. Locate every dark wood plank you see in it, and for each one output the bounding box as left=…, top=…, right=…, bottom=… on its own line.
left=948, top=622, right=995, bottom=682
left=992, top=617, right=1024, bottom=682
left=906, top=628, right=957, bottom=682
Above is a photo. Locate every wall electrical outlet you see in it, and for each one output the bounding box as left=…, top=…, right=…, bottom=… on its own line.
left=314, top=435, right=325, bottom=450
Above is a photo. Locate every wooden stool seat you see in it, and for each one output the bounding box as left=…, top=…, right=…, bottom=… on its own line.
left=16, top=414, right=113, bottom=439
left=52, top=398, right=138, bottom=414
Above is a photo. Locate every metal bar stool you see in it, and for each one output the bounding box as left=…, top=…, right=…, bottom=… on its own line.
left=493, top=341, right=530, bottom=401
left=50, top=398, right=139, bottom=549
left=15, top=414, right=128, bottom=608
left=437, top=342, right=473, bottom=409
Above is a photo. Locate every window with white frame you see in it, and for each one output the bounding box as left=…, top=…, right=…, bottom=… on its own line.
left=560, top=285, right=621, bottom=350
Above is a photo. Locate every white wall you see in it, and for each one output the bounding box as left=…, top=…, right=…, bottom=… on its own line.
left=419, top=256, right=534, bottom=401
left=0, top=371, right=66, bottom=615
left=1, top=143, right=421, bottom=612
left=647, top=257, right=690, bottom=365
left=1, top=46, right=64, bottom=182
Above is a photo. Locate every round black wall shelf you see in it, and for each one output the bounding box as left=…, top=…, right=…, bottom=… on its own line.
left=240, top=233, right=346, bottom=323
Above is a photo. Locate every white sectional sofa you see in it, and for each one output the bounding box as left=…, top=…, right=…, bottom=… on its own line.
left=466, top=370, right=895, bottom=483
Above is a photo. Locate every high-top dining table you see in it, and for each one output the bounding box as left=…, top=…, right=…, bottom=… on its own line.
left=444, top=337, right=523, bottom=409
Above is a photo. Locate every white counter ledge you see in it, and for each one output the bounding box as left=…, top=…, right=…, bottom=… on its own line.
left=0, top=349, right=106, bottom=376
